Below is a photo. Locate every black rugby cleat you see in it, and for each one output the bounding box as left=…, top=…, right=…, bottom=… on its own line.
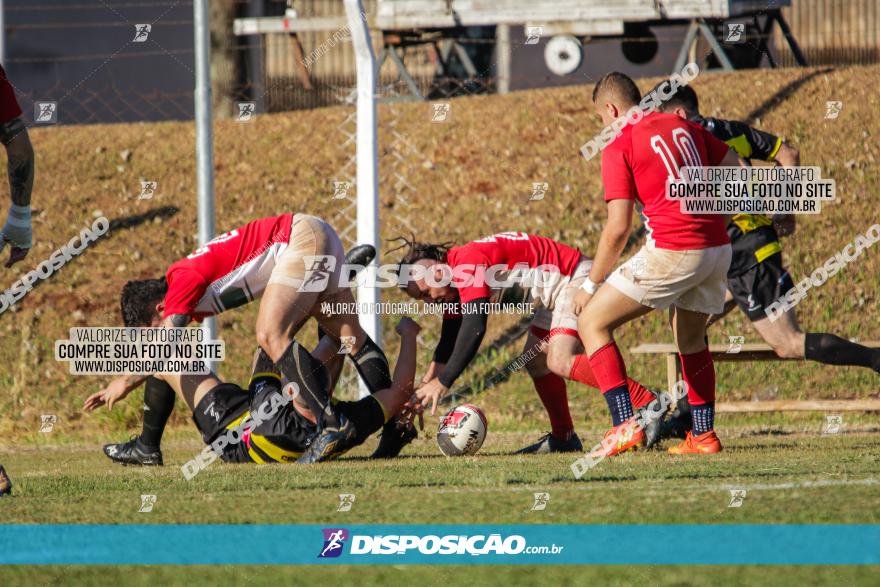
left=297, top=417, right=359, bottom=464
left=371, top=420, right=417, bottom=459
left=103, top=436, right=164, bottom=466
left=515, top=432, right=583, bottom=454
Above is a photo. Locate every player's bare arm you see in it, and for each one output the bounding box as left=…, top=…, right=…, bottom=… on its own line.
left=83, top=313, right=192, bottom=411
left=421, top=361, right=444, bottom=384
left=771, top=141, right=800, bottom=236
left=0, top=116, right=34, bottom=268
left=573, top=199, right=633, bottom=314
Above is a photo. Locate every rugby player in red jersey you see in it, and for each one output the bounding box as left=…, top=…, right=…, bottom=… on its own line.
left=0, top=65, right=35, bottom=494
left=654, top=84, right=880, bottom=438
left=85, top=317, right=421, bottom=466
left=88, top=213, right=408, bottom=465
left=395, top=232, right=664, bottom=453
left=0, top=64, right=34, bottom=269
left=573, top=72, right=746, bottom=456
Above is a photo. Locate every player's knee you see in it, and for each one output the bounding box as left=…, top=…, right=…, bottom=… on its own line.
left=544, top=350, right=572, bottom=378
left=524, top=355, right=549, bottom=378
left=577, top=310, right=602, bottom=340
left=676, top=331, right=707, bottom=354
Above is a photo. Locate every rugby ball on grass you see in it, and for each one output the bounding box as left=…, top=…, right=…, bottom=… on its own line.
left=437, top=404, right=487, bottom=456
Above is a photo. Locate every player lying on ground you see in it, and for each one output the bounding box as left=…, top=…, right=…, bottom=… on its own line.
left=85, top=318, right=421, bottom=464
left=100, top=241, right=382, bottom=465
left=655, top=83, right=880, bottom=437
left=573, top=72, right=747, bottom=457
left=96, top=212, right=409, bottom=465
left=394, top=232, right=665, bottom=453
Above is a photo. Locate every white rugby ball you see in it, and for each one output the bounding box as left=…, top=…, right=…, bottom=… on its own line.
left=437, top=404, right=488, bottom=456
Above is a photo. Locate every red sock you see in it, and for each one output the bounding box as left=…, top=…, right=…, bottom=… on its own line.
left=532, top=373, right=573, bottom=440
left=627, top=379, right=654, bottom=409
left=570, top=353, right=652, bottom=407
left=569, top=354, right=599, bottom=387
left=586, top=342, right=628, bottom=393
left=680, top=348, right=716, bottom=405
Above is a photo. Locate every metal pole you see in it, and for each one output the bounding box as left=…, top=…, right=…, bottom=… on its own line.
left=344, top=0, right=380, bottom=398
left=193, top=0, right=217, bottom=365
left=0, top=0, right=6, bottom=66
left=496, top=24, right=511, bottom=94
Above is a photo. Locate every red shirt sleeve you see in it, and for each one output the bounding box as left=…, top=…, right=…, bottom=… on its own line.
left=0, top=66, right=22, bottom=124
left=692, top=122, right=732, bottom=166
left=601, top=140, right=637, bottom=201
left=162, top=267, right=209, bottom=319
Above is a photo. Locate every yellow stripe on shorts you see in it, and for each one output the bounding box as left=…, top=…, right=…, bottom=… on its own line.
left=224, top=411, right=249, bottom=431
left=249, top=433, right=302, bottom=463
left=755, top=241, right=782, bottom=263
left=247, top=447, right=267, bottom=464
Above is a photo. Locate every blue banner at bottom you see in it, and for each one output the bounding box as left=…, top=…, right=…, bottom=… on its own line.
left=1, top=524, right=878, bottom=565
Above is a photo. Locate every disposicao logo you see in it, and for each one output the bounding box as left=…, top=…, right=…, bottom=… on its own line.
left=318, top=528, right=348, bottom=558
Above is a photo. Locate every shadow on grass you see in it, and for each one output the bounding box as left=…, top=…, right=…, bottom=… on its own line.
left=744, top=67, right=835, bottom=124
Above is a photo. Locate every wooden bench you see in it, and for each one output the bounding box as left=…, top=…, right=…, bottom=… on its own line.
left=630, top=342, right=880, bottom=413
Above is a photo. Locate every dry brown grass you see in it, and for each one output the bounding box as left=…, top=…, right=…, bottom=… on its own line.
left=1, top=64, right=878, bottom=437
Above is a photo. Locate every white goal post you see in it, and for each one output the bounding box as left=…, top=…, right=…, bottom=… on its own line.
left=344, top=0, right=381, bottom=397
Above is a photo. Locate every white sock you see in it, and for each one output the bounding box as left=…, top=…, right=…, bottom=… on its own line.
left=2, top=204, right=32, bottom=248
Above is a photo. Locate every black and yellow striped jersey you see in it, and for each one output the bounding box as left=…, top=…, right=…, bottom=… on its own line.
left=693, top=115, right=785, bottom=276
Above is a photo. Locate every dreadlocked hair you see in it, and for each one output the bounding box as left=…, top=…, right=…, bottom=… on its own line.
left=387, top=234, right=454, bottom=265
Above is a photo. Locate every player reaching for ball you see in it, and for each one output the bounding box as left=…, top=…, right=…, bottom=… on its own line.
left=96, top=212, right=410, bottom=465
left=573, top=72, right=747, bottom=457
left=394, top=232, right=665, bottom=454
left=86, top=318, right=421, bottom=465
left=653, top=83, right=880, bottom=437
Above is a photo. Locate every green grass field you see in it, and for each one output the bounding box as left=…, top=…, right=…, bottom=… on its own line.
left=2, top=417, right=879, bottom=584
left=4, top=421, right=880, bottom=525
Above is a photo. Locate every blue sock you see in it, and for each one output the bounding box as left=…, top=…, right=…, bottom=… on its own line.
left=692, top=402, right=715, bottom=435
left=603, top=385, right=633, bottom=426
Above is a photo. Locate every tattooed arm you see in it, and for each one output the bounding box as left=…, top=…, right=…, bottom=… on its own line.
left=1, top=117, right=34, bottom=207
left=0, top=117, right=35, bottom=267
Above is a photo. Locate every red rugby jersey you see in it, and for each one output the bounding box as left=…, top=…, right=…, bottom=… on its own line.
left=0, top=66, right=22, bottom=124
left=601, top=112, right=731, bottom=250
left=446, top=232, right=582, bottom=308
left=163, top=213, right=293, bottom=320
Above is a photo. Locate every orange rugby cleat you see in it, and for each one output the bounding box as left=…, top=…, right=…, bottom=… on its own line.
left=588, top=418, right=645, bottom=459
left=667, top=430, right=723, bottom=454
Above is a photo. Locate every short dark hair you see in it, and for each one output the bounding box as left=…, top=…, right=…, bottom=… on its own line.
left=655, top=82, right=699, bottom=116
left=592, top=72, right=641, bottom=108
left=120, top=278, right=167, bottom=326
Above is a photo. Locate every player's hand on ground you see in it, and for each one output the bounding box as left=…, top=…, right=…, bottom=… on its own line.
left=396, top=316, right=421, bottom=337
left=772, top=214, right=796, bottom=237
left=0, top=237, right=29, bottom=268
left=415, top=377, right=448, bottom=416
left=399, top=393, right=425, bottom=431
left=572, top=289, right=593, bottom=315
left=83, top=378, right=131, bottom=412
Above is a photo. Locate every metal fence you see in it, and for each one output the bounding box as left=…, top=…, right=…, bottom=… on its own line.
left=6, top=0, right=880, bottom=125
left=5, top=0, right=880, bottom=401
